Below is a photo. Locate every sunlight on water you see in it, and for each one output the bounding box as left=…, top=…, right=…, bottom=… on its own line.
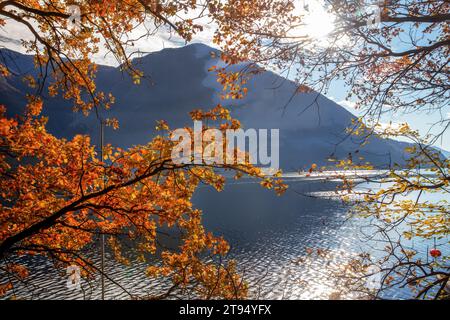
left=2, top=172, right=447, bottom=300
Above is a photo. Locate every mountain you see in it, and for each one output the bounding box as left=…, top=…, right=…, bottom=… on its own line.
left=434, top=147, right=450, bottom=159
left=0, top=43, right=412, bottom=170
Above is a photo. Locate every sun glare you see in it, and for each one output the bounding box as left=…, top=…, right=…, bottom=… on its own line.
left=289, top=0, right=336, bottom=42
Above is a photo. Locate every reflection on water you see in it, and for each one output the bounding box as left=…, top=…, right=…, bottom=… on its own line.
left=2, top=177, right=444, bottom=299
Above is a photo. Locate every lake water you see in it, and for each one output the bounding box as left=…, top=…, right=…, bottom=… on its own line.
left=2, top=174, right=447, bottom=300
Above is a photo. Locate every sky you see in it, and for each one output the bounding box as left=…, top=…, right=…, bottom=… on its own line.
left=0, top=1, right=448, bottom=151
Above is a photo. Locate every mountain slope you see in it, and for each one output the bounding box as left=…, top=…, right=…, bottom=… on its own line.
left=0, top=44, right=411, bottom=169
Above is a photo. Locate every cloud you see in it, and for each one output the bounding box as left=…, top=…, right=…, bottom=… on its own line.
left=328, top=97, right=359, bottom=113
left=0, top=20, right=35, bottom=53
left=337, top=99, right=357, bottom=109
left=0, top=13, right=218, bottom=66
left=373, top=121, right=405, bottom=134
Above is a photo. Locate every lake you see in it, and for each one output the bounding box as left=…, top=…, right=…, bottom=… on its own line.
left=2, top=173, right=447, bottom=299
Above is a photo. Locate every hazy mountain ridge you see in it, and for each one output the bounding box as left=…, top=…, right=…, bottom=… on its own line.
left=0, top=43, right=414, bottom=169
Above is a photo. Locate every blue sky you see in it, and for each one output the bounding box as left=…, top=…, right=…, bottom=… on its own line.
left=327, top=80, right=450, bottom=152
